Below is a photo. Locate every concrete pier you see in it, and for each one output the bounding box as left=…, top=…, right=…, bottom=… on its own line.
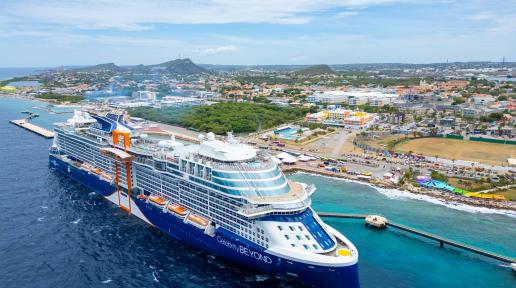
left=318, top=212, right=516, bottom=265
left=9, top=119, right=54, bottom=138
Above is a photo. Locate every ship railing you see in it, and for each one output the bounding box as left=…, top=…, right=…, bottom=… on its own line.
left=237, top=199, right=311, bottom=218
left=208, top=158, right=276, bottom=171
left=237, top=204, right=274, bottom=217
left=306, top=184, right=316, bottom=195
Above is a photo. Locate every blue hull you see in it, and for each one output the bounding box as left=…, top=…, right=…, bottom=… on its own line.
left=49, top=154, right=360, bottom=287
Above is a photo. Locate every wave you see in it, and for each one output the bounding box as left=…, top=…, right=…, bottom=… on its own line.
left=293, top=171, right=516, bottom=218
left=152, top=271, right=159, bottom=282
left=374, top=186, right=516, bottom=218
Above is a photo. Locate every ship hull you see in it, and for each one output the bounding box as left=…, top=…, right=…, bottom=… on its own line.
left=49, top=154, right=359, bottom=288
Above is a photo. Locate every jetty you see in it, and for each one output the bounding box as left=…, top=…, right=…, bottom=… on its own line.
left=318, top=212, right=516, bottom=267
left=9, top=119, right=54, bottom=138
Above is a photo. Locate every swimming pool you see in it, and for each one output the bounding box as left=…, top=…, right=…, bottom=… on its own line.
left=274, top=127, right=301, bottom=141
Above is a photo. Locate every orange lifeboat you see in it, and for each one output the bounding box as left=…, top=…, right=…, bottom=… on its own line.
left=90, top=167, right=102, bottom=174
left=80, top=163, right=93, bottom=170
left=101, top=173, right=114, bottom=181
left=167, top=204, right=188, bottom=216
left=149, top=195, right=166, bottom=206
left=187, top=213, right=209, bottom=227
left=137, top=194, right=146, bottom=200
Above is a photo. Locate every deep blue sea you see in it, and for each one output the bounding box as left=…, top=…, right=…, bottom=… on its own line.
left=0, top=97, right=515, bottom=288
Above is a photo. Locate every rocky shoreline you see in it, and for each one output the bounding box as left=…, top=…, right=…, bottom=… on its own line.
left=282, top=165, right=516, bottom=212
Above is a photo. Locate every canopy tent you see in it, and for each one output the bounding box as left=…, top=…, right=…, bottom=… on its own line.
left=276, top=152, right=298, bottom=164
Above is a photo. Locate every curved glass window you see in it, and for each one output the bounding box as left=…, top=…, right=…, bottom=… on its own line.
left=212, top=167, right=281, bottom=180
left=212, top=175, right=287, bottom=188
left=189, top=176, right=291, bottom=196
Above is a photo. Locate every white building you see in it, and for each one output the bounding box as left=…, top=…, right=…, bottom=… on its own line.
left=132, top=91, right=157, bottom=101
left=308, top=90, right=398, bottom=106
left=160, top=96, right=204, bottom=108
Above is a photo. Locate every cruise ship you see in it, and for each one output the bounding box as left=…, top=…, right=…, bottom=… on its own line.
left=48, top=111, right=359, bottom=287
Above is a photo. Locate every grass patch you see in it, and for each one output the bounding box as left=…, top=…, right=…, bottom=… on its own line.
left=495, top=188, right=516, bottom=201
left=37, top=93, right=84, bottom=103
left=448, top=177, right=492, bottom=192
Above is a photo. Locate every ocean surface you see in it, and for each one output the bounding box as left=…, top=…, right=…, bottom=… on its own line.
left=0, top=97, right=515, bottom=288
left=0, top=68, right=47, bottom=80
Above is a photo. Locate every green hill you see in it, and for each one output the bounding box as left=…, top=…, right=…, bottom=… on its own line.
left=293, top=64, right=335, bottom=75
left=150, top=58, right=208, bottom=75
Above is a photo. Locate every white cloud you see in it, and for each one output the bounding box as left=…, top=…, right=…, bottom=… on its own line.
left=194, top=45, right=238, bottom=55
left=1, top=0, right=405, bottom=30
left=335, top=11, right=360, bottom=18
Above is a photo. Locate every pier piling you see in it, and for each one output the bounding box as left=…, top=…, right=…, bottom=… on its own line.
left=318, top=212, right=516, bottom=267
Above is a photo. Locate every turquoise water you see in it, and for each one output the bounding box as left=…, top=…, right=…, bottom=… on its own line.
left=1, top=97, right=73, bottom=129
left=289, top=173, right=516, bottom=288
left=275, top=127, right=301, bottom=140
left=1, top=97, right=515, bottom=287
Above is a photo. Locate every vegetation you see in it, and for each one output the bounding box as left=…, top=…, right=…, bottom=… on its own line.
left=452, top=96, right=465, bottom=105
left=431, top=170, right=448, bottom=182
left=252, top=96, right=271, bottom=103
left=129, top=103, right=313, bottom=134
left=479, top=112, right=504, bottom=123
left=356, top=104, right=398, bottom=113
left=36, top=93, right=84, bottom=103
left=293, top=64, right=335, bottom=76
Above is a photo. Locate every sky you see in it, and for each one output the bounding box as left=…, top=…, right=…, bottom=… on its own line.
left=0, top=0, right=515, bottom=67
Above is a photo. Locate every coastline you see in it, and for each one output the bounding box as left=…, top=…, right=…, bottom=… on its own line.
left=283, top=165, right=516, bottom=214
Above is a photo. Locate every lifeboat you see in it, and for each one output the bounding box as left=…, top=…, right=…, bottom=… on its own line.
left=149, top=195, right=166, bottom=206
left=100, top=173, right=114, bottom=181
left=137, top=194, right=146, bottom=200
left=80, top=163, right=93, bottom=171
left=90, top=167, right=102, bottom=174
left=167, top=204, right=188, bottom=216
left=187, top=213, right=209, bottom=228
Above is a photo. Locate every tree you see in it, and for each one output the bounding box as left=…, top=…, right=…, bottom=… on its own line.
left=431, top=170, right=448, bottom=182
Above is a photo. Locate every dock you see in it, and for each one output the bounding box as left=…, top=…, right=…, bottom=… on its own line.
left=9, top=119, right=54, bottom=138
left=318, top=212, right=516, bottom=266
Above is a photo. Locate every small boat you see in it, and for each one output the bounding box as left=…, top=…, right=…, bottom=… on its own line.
left=167, top=204, right=188, bottom=216
left=149, top=195, right=166, bottom=206
left=137, top=194, right=146, bottom=200
left=187, top=213, right=209, bottom=228
left=100, top=173, right=114, bottom=181
left=79, top=163, right=93, bottom=171
left=90, top=167, right=102, bottom=174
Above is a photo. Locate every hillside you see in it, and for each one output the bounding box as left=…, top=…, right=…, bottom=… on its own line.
left=293, top=64, right=335, bottom=75
left=150, top=58, right=208, bottom=74
left=128, top=103, right=312, bottom=134
left=74, top=63, right=121, bottom=72
left=69, top=58, right=208, bottom=75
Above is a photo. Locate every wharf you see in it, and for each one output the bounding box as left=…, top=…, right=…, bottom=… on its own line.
left=318, top=212, right=516, bottom=265
left=9, top=119, right=54, bottom=138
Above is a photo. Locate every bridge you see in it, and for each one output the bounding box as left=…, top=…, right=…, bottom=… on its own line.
left=318, top=212, right=516, bottom=266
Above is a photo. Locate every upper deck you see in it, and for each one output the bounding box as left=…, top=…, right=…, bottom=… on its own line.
left=54, top=111, right=311, bottom=210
